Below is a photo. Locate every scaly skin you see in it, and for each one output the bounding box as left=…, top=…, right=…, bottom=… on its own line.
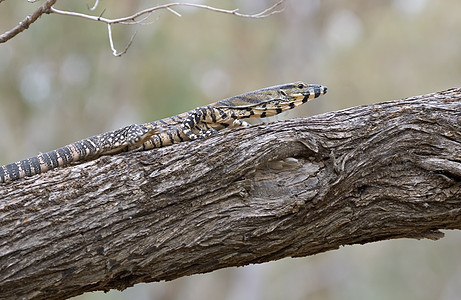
left=0, top=82, right=327, bottom=183
left=141, top=82, right=327, bottom=149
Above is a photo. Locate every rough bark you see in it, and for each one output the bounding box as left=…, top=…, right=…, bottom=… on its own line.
left=0, top=88, right=460, bottom=300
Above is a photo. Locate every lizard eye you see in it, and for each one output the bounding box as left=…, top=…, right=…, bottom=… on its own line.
left=297, top=83, right=305, bottom=89
left=280, top=90, right=287, bottom=96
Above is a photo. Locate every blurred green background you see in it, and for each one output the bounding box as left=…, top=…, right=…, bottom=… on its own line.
left=1, top=0, right=461, bottom=299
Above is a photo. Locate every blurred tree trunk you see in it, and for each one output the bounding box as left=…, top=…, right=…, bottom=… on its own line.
left=0, top=88, right=460, bottom=300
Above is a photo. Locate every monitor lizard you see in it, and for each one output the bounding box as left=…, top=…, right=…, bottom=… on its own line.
left=0, top=82, right=327, bottom=183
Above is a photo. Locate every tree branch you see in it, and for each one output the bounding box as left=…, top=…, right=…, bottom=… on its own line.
left=0, top=0, right=57, bottom=43
left=49, top=0, right=285, bottom=56
left=0, top=88, right=460, bottom=299
left=87, top=0, right=99, bottom=11
left=0, top=0, right=286, bottom=55
left=49, top=1, right=286, bottom=24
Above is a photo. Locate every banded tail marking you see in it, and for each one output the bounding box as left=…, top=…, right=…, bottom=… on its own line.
left=0, top=123, right=158, bottom=183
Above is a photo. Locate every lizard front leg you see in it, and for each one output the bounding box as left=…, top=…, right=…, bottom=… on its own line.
left=180, top=110, right=204, bottom=140
left=229, top=119, right=251, bottom=128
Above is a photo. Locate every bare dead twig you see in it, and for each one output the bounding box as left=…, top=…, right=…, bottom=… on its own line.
left=0, top=0, right=286, bottom=55
left=49, top=1, right=286, bottom=56
left=107, top=24, right=137, bottom=57
left=49, top=1, right=286, bottom=24
left=0, top=0, right=57, bottom=43
left=87, top=0, right=99, bottom=11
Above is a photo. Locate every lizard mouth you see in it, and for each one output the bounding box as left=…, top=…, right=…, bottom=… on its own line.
left=299, top=85, right=328, bottom=102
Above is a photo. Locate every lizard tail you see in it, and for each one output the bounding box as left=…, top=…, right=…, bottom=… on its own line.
left=0, top=123, right=158, bottom=183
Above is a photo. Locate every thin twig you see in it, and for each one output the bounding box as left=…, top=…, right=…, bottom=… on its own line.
left=49, top=1, right=286, bottom=24
left=107, top=23, right=137, bottom=57
left=87, top=0, right=99, bottom=11
left=0, top=0, right=286, bottom=55
left=0, top=0, right=57, bottom=43
left=50, top=1, right=285, bottom=56
left=166, top=7, right=182, bottom=17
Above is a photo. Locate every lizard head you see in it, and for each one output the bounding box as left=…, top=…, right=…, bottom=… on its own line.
left=276, top=82, right=327, bottom=104
left=214, top=82, right=327, bottom=118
